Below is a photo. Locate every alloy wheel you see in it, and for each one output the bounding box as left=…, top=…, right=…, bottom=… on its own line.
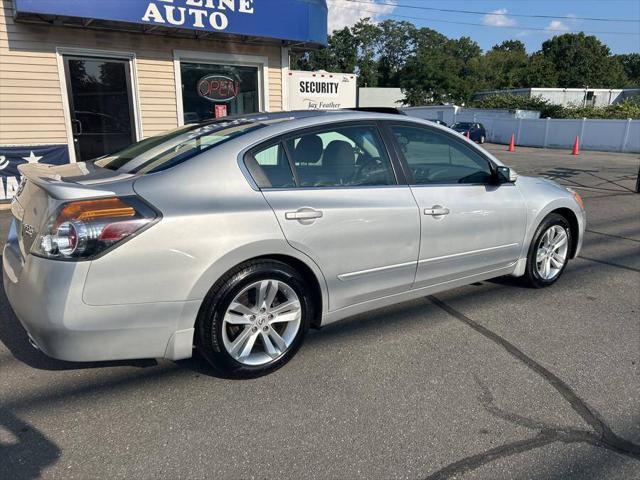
left=221, top=279, right=302, bottom=366
left=535, top=225, right=569, bottom=281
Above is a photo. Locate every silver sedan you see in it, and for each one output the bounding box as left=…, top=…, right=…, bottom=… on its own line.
left=3, top=111, right=586, bottom=377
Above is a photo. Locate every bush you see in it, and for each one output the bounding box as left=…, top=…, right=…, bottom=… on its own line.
left=562, top=98, right=640, bottom=119
left=469, top=94, right=564, bottom=118
left=469, top=93, right=640, bottom=119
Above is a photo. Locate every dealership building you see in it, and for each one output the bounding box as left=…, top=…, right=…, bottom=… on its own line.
left=0, top=0, right=327, bottom=198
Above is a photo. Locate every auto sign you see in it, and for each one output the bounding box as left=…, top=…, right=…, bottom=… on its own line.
left=197, top=75, right=240, bottom=102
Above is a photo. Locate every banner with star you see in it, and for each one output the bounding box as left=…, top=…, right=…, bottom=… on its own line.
left=0, top=145, right=70, bottom=201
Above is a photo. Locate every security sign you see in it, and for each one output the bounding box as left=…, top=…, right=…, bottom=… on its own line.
left=288, top=70, right=357, bottom=110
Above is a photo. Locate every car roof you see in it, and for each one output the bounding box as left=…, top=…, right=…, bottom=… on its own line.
left=194, top=109, right=403, bottom=126
left=182, top=110, right=426, bottom=145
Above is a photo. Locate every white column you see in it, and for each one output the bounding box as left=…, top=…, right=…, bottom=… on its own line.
left=621, top=118, right=632, bottom=153
left=281, top=46, right=290, bottom=112
left=543, top=117, right=550, bottom=148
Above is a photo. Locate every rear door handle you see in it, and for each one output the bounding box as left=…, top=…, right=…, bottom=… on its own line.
left=285, top=209, right=323, bottom=220
left=424, top=206, right=450, bottom=216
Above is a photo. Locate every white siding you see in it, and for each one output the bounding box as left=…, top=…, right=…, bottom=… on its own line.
left=0, top=0, right=283, bottom=146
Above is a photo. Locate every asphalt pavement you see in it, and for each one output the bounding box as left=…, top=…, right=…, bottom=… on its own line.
left=0, top=145, right=638, bottom=479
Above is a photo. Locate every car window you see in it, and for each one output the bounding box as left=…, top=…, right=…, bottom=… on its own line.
left=95, top=118, right=289, bottom=174
left=390, top=124, right=493, bottom=185
left=248, top=143, right=295, bottom=188
left=285, top=125, right=395, bottom=187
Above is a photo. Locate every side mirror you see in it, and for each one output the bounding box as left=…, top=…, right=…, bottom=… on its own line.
left=496, top=166, right=518, bottom=184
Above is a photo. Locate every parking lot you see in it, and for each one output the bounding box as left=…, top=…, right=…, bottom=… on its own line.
left=0, top=145, right=638, bottom=479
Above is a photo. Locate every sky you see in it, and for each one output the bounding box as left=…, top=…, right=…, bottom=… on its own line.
left=327, top=0, right=640, bottom=54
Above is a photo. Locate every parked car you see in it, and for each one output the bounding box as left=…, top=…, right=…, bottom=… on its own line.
left=451, top=122, right=486, bottom=143
left=4, top=111, right=585, bottom=378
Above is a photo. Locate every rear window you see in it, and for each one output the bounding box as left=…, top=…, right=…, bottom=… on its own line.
left=94, top=119, right=276, bottom=174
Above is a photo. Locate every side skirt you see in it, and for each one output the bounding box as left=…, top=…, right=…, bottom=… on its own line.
left=321, top=262, right=517, bottom=327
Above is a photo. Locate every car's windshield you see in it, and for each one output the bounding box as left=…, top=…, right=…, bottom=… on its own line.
left=94, top=119, right=283, bottom=174
left=452, top=122, right=473, bottom=130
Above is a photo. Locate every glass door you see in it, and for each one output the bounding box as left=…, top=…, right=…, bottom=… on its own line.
left=63, top=56, right=137, bottom=162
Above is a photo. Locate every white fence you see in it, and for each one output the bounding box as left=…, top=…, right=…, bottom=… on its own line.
left=454, top=113, right=639, bottom=153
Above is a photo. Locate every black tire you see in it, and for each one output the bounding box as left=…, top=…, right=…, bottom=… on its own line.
left=479, top=135, right=486, bottom=144
left=196, top=260, right=312, bottom=378
left=522, top=213, right=572, bottom=288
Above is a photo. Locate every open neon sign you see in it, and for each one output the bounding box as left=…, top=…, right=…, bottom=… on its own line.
left=197, top=74, right=241, bottom=102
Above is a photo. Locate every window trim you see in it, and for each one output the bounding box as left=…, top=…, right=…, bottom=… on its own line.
left=381, top=121, right=499, bottom=187
left=173, top=50, right=270, bottom=127
left=244, top=139, right=297, bottom=189
left=280, top=139, right=301, bottom=187
left=245, top=121, right=405, bottom=190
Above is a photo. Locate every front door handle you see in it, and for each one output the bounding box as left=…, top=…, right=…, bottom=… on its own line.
left=285, top=209, right=323, bottom=221
left=424, top=206, right=450, bottom=217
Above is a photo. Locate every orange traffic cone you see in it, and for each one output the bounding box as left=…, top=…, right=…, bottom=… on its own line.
left=571, top=136, right=580, bottom=155
left=507, top=134, right=516, bottom=152
left=465, top=130, right=471, bottom=139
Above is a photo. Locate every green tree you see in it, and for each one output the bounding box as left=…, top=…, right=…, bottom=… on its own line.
left=400, top=29, right=482, bottom=105
left=291, top=27, right=357, bottom=73
left=290, top=21, right=632, bottom=107
left=376, top=20, right=416, bottom=87
left=614, top=53, right=640, bottom=85
left=540, top=33, right=628, bottom=88
left=351, top=19, right=383, bottom=87
left=481, top=40, right=529, bottom=89
left=520, top=52, right=558, bottom=87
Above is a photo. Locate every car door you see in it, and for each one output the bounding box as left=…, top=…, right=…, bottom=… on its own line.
left=248, top=122, right=420, bottom=311
left=470, top=123, right=481, bottom=142
left=385, top=122, right=527, bottom=288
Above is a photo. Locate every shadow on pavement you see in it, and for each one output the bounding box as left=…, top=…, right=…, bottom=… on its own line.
left=0, top=410, right=60, bottom=480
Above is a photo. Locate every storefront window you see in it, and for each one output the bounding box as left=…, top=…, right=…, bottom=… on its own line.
left=180, top=62, right=259, bottom=124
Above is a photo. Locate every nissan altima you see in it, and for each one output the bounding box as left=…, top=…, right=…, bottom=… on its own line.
left=3, top=111, right=585, bottom=377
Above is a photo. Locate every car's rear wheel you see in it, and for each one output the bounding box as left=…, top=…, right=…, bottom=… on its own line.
left=479, top=135, right=486, bottom=144
left=196, top=260, right=311, bottom=378
left=522, top=213, right=572, bottom=288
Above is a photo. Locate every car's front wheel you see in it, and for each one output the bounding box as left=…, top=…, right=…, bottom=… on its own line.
left=196, top=260, right=312, bottom=378
left=522, top=213, right=572, bottom=288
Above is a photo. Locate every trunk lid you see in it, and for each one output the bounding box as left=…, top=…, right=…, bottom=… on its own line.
left=11, top=162, right=136, bottom=258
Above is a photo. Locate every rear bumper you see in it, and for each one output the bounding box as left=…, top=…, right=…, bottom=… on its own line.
left=2, top=230, right=199, bottom=362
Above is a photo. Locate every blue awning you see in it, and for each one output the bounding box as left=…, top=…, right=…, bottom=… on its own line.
left=13, top=0, right=328, bottom=46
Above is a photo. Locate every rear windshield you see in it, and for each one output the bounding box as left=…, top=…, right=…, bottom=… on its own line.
left=94, top=119, right=274, bottom=174
left=452, top=123, right=473, bottom=129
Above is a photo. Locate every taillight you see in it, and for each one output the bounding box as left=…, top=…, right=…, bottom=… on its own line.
left=32, top=197, right=158, bottom=260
